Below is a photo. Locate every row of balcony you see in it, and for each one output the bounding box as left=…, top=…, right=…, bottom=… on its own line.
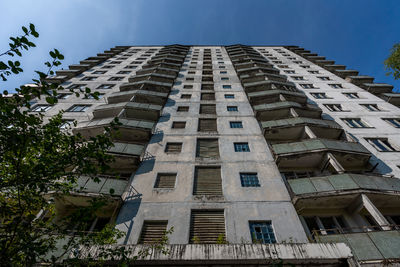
left=286, top=46, right=400, bottom=107
left=45, top=46, right=130, bottom=84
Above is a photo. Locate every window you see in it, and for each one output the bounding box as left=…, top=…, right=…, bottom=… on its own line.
left=230, top=121, right=243, bottom=128
left=138, top=221, right=168, bottom=244
left=154, top=173, right=176, bottom=189
left=190, top=210, right=225, bottom=243
left=108, top=76, right=124, bottom=81
left=177, top=106, right=189, bottom=112
left=227, top=106, right=238, bottom=112
left=292, top=76, right=304, bottom=80
left=183, top=84, right=193, bottom=89
left=201, top=84, right=214, bottom=90
left=193, top=167, right=222, bottom=196
left=366, top=138, right=398, bottom=152
left=124, top=65, right=137, bottom=69
left=93, top=70, right=106, bottom=74
left=200, top=104, right=216, bottom=114
left=324, top=104, right=346, bottom=112
left=80, top=76, right=97, bottom=81
left=278, top=65, right=289, bottom=68
left=68, top=84, right=86, bottom=89
left=219, top=66, right=226, bottom=69
left=30, top=104, right=52, bottom=112
left=117, top=71, right=131, bottom=75
left=196, top=139, right=219, bottom=158
left=60, top=120, right=74, bottom=130
left=224, top=94, right=234, bottom=99
left=342, top=118, right=371, bottom=128
left=66, top=105, right=91, bottom=112
left=304, top=216, right=346, bottom=236
left=181, top=94, right=191, bottom=99
left=329, top=84, right=343, bottom=89
left=301, top=65, right=310, bottom=69
left=198, top=119, right=217, bottom=132
left=221, top=77, right=229, bottom=81
left=85, top=93, right=104, bottom=99
left=284, top=70, right=295, bottom=74
left=383, top=118, right=400, bottom=128
left=165, top=142, right=182, bottom=153
left=97, top=84, right=115, bottom=89
left=318, top=76, right=330, bottom=81
left=343, top=93, right=359, bottom=99
left=308, top=70, right=319, bottom=74
left=56, top=93, right=71, bottom=99
left=188, top=71, right=196, bottom=74
left=249, top=221, right=276, bottom=244
left=234, top=142, right=250, bottom=152
left=293, top=61, right=303, bottom=64
left=172, top=121, right=186, bottom=129
left=281, top=171, right=314, bottom=180
left=311, top=92, right=329, bottom=99
left=101, top=65, right=114, bottom=69
left=300, top=84, right=314, bottom=89
left=220, top=71, right=227, bottom=74
left=361, top=104, right=381, bottom=111
left=222, top=85, right=231, bottom=89
left=201, top=93, right=215, bottom=100
left=240, top=173, right=260, bottom=187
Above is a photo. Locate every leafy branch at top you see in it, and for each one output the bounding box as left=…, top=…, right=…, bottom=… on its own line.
left=384, top=43, right=400, bottom=80
left=0, top=23, right=39, bottom=81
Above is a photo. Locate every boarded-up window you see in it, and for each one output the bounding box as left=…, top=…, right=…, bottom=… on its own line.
left=138, top=221, right=168, bottom=244
left=196, top=139, right=219, bottom=158
left=177, top=106, right=189, bottom=112
left=193, top=166, right=222, bottom=196
left=190, top=210, right=225, bottom=244
left=165, top=142, right=182, bottom=153
left=201, top=84, right=214, bottom=90
left=198, top=119, right=217, bottom=132
left=172, top=121, right=186, bottom=129
left=154, top=173, right=176, bottom=189
left=201, top=93, right=215, bottom=100
left=200, top=104, right=216, bottom=114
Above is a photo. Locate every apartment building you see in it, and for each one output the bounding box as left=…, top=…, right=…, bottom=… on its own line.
left=33, top=44, right=400, bottom=265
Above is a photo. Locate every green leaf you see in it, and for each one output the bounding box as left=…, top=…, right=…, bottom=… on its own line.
left=29, top=23, right=35, bottom=32
left=49, top=51, right=56, bottom=58
left=109, top=188, right=115, bottom=195
left=0, top=62, right=8, bottom=70
left=22, top=26, right=28, bottom=34
left=45, top=96, right=55, bottom=104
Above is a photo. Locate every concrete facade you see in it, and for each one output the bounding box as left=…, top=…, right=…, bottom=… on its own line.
left=33, top=45, right=400, bottom=265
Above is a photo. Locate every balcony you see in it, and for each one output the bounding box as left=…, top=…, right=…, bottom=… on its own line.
left=79, top=59, right=101, bottom=67
left=314, top=229, right=400, bottom=262
left=380, top=92, right=400, bottom=107
left=76, top=175, right=128, bottom=196
left=307, top=56, right=326, bottom=62
left=248, top=90, right=306, bottom=106
left=262, top=117, right=342, bottom=142
left=253, top=102, right=321, bottom=121
left=345, top=75, right=374, bottom=86
left=55, top=69, right=81, bottom=79
left=240, top=72, right=288, bottom=84
left=324, top=65, right=346, bottom=72
left=289, top=173, right=400, bottom=199
left=107, top=142, right=144, bottom=173
left=128, top=73, right=175, bottom=84
left=141, top=61, right=181, bottom=71
left=74, top=117, right=154, bottom=143
left=362, top=83, right=394, bottom=94
left=272, top=139, right=371, bottom=170
left=107, top=90, right=168, bottom=105
left=315, top=60, right=335, bottom=66
left=234, top=61, right=273, bottom=70
left=334, top=69, right=359, bottom=79
left=236, top=66, right=280, bottom=76
left=93, top=102, right=162, bottom=121
left=119, top=80, right=173, bottom=93
left=69, top=64, right=91, bottom=71
left=243, top=80, right=296, bottom=93
left=135, top=66, right=179, bottom=77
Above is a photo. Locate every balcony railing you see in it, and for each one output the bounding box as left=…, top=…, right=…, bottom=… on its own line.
left=312, top=226, right=400, bottom=262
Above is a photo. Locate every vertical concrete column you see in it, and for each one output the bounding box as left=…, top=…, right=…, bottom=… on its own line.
left=361, top=194, right=391, bottom=230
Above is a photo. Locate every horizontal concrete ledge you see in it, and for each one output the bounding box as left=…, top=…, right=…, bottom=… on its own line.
left=72, top=243, right=353, bottom=265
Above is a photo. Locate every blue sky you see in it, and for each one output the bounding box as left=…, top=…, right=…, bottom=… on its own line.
left=1, top=0, right=399, bottom=92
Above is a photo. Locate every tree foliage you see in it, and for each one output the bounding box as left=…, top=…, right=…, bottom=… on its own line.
left=0, top=24, right=124, bottom=266
left=384, top=43, right=400, bottom=80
